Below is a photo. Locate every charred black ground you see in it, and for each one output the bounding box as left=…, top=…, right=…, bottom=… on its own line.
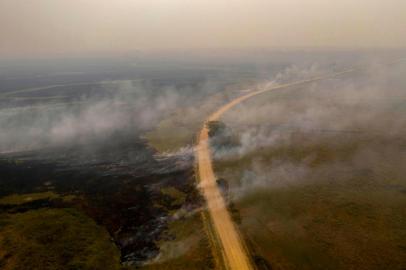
left=0, top=129, right=201, bottom=266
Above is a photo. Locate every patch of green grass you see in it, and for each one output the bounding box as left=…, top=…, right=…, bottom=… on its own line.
left=145, top=121, right=196, bottom=152
left=160, top=187, right=186, bottom=207
left=0, top=208, right=124, bottom=270
left=145, top=91, right=233, bottom=153
left=0, top=191, right=59, bottom=205
left=141, top=213, right=214, bottom=270
left=0, top=191, right=77, bottom=206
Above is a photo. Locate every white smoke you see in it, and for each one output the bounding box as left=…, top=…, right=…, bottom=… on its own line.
left=215, top=60, right=406, bottom=197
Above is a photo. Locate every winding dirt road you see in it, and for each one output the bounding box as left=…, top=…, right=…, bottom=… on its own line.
left=195, top=70, right=354, bottom=270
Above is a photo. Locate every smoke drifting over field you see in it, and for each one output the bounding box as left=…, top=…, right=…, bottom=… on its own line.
left=0, top=87, right=161, bottom=152
left=216, top=60, right=406, bottom=197
left=1, top=54, right=404, bottom=179
left=0, top=76, right=221, bottom=153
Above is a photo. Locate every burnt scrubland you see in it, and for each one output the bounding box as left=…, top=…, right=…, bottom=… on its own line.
left=0, top=52, right=404, bottom=269
left=211, top=61, right=406, bottom=269
left=0, top=131, right=208, bottom=269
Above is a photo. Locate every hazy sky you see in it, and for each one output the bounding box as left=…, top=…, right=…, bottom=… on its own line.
left=1, top=0, right=405, bottom=57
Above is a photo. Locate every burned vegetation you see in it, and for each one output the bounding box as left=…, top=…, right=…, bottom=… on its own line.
left=0, top=130, right=204, bottom=269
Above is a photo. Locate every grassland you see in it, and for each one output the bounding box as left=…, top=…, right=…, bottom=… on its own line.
left=215, top=153, right=406, bottom=270
left=0, top=206, right=123, bottom=270
left=212, top=70, right=406, bottom=269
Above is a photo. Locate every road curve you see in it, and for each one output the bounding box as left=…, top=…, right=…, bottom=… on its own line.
left=195, top=70, right=354, bottom=270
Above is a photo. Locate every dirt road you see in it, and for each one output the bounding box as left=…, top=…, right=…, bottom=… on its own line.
left=196, top=70, right=354, bottom=270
